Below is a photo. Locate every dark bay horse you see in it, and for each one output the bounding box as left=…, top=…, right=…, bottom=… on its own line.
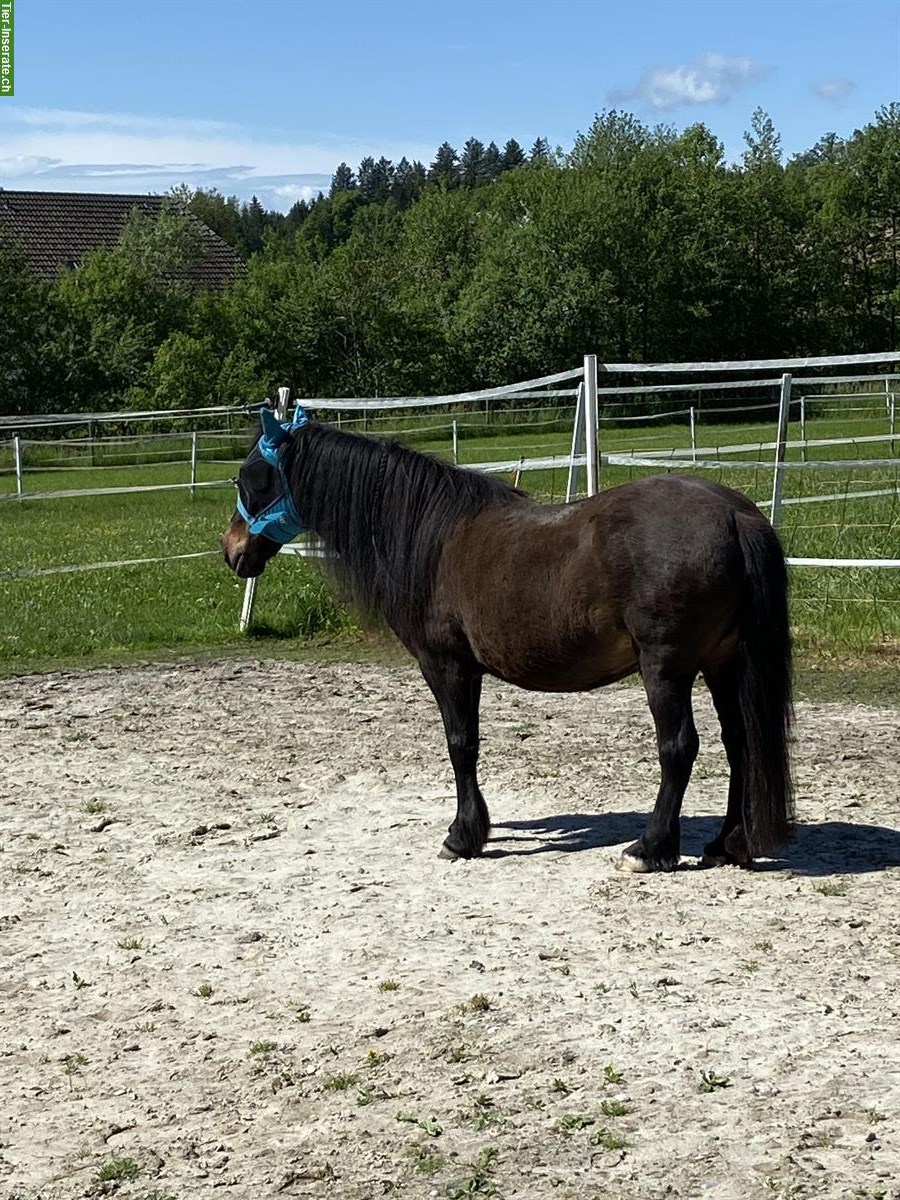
left=222, top=408, right=793, bottom=872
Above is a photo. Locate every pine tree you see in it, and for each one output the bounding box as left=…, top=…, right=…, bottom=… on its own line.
left=429, top=142, right=460, bottom=187
left=240, top=196, right=266, bottom=255
left=330, top=162, right=356, bottom=195
left=529, top=137, right=551, bottom=163
left=392, top=157, right=426, bottom=208
left=483, top=141, right=502, bottom=182
left=502, top=138, right=526, bottom=171
left=460, top=137, right=487, bottom=187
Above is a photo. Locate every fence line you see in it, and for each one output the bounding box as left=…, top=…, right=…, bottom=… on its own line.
left=1, top=550, right=221, bottom=580
left=0, top=478, right=234, bottom=503
left=603, top=453, right=900, bottom=471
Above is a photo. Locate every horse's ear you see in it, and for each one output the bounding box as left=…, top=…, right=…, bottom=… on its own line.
left=291, top=404, right=310, bottom=429
left=260, top=406, right=288, bottom=446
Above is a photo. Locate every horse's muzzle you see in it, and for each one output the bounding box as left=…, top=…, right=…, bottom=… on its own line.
left=221, top=514, right=279, bottom=578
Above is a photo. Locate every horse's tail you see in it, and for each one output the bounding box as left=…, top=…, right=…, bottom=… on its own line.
left=734, top=512, right=795, bottom=854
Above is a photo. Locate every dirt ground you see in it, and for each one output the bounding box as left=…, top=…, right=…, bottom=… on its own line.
left=0, top=658, right=898, bottom=1200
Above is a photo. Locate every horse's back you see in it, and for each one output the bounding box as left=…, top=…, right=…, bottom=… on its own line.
left=434, top=475, right=771, bottom=690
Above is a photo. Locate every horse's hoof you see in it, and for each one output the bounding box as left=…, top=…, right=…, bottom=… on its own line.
left=703, top=831, right=752, bottom=868
left=438, top=843, right=461, bottom=861
left=617, top=848, right=679, bottom=874
left=700, top=851, right=730, bottom=868
left=617, top=851, right=652, bottom=874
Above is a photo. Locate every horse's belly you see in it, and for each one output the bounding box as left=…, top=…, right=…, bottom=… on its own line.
left=475, top=629, right=638, bottom=693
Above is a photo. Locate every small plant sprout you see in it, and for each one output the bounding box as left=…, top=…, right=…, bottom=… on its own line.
left=357, top=1084, right=393, bottom=1106
left=64, top=1053, right=87, bottom=1089
left=396, top=1111, right=443, bottom=1137
left=602, top=1064, right=625, bottom=1085
left=117, top=936, right=144, bottom=951
left=71, top=971, right=90, bottom=990
left=81, top=798, right=107, bottom=815
left=472, top=1093, right=505, bottom=1130
left=699, top=1070, right=732, bottom=1093
left=600, top=1098, right=631, bottom=1117
left=549, top=1078, right=571, bottom=1095
left=555, top=1113, right=595, bottom=1135
left=815, top=881, right=849, bottom=897
left=448, top=1146, right=500, bottom=1198
left=324, top=1072, right=358, bottom=1092
left=590, top=1128, right=629, bottom=1151
left=365, top=1049, right=391, bottom=1069
left=406, top=1141, right=446, bottom=1176
left=249, top=1041, right=277, bottom=1057
left=468, top=993, right=492, bottom=1013
left=96, top=1158, right=140, bottom=1183
left=195, top=983, right=213, bottom=998
left=379, top=979, right=400, bottom=992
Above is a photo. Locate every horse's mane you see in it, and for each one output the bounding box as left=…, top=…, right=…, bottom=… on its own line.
left=288, top=421, right=526, bottom=638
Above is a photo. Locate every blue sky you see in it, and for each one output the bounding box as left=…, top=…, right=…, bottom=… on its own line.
left=1, top=0, right=898, bottom=211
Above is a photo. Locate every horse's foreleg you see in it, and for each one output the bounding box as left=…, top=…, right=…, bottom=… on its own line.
left=418, top=655, right=489, bottom=860
left=619, top=661, right=698, bottom=873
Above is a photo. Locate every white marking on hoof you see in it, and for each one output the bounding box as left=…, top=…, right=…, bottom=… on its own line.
left=438, top=844, right=460, bottom=861
left=617, top=851, right=652, bottom=874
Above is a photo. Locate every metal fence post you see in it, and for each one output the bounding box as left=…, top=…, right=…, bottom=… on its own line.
left=565, top=382, right=585, bottom=502
left=583, top=354, right=599, bottom=496
left=13, top=435, right=24, bottom=498
left=770, top=373, right=792, bottom=530
left=452, top=418, right=459, bottom=465
left=190, top=430, right=198, bottom=499
left=800, top=396, right=807, bottom=463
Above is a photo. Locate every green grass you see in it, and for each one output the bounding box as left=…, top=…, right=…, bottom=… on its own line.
left=1, top=404, right=898, bottom=675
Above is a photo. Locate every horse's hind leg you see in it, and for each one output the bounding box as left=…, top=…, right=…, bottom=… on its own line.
left=418, top=654, right=490, bottom=860
left=701, top=663, right=751, bottom=867
left=619, top=660, right=698, bottom=873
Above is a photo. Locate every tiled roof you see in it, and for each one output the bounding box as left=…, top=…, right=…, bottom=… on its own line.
left=0, top=189, right=244, bottom=289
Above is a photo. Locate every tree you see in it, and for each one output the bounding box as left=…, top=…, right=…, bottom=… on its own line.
left=48, top=207, right=204, bottom=409
left=568, top=110, right=651, bottom=171
left=483, top=141, right=502, bottom=182
left=0, top=234, right=52, bottom=415
left=180, top=187, right=244, bottom=252
left=743, top=108, right=782, bottom=169
left=330, top=162, right=356, bottom=194
left=529, top=137, right=551, bottom=164
left=501, top=138, right=526, bottom=172
left=239, top=196, right=267, bottom=255
left=460, top=137, right=487, bottom=187
left=429, top=142, right=460, bottom=188
left=392, top=158, right=426, bottom=208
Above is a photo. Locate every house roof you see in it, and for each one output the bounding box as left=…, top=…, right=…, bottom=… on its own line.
left=0, top=189, right=244, bottom=289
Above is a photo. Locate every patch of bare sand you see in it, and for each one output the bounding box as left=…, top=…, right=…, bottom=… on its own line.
left=0, top=659, right=898, bottom=1200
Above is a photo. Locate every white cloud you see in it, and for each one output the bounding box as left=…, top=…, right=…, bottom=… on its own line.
left=812, top=77, right=856, bottom=103
left=610, top=53, right=772, bottom=112
left=0, top=107, right=433, bottom=210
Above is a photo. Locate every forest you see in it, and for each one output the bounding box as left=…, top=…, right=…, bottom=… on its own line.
left=2, top=104, right=898, bottom=417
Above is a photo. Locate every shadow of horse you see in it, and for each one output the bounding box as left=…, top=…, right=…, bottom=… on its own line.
left=488, top=813, right=900, bottom=876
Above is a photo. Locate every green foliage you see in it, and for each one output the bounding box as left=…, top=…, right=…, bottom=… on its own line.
left=2, top=106, right=898, bottom=420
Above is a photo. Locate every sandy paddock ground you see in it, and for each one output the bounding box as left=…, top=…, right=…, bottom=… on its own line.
left=0, top=658, right=899, bottom=1200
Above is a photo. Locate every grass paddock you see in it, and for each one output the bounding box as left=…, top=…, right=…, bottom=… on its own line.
left=1, top=407, right=898, bottom=676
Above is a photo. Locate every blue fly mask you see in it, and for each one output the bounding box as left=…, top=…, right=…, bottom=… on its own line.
left=236, top=405, right=309, bottom=544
